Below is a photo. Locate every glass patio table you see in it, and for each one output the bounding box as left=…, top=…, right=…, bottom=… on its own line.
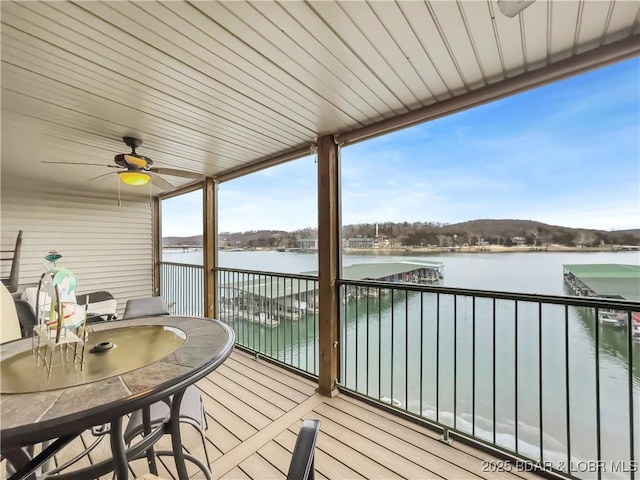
left=0, top=315, right=235, bottom=480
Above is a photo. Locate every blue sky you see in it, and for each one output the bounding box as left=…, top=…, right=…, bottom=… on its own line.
left=163, top=58, right=639, bottom=236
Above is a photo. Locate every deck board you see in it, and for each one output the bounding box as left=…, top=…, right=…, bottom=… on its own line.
left=238, top=453, right=285, bottom=479
left=199, top=387, right=257, bottom=441
left=206, top=371, right=289, bottom=420
left=320, top=398, right=494, bottom=479
left=11, top=349, right=546, bottom=480
left=198, top=378, right=273, bottom=430
left=202, top=414, right=242, bottom=454
left=213, top=364, right=300, bottom=411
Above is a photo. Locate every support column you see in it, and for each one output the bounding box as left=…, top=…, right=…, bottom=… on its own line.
left=203, top=177, right=218, bottom=319
left=152, top=197, right=161, bottom=296
left=317, top=135, right=340, bottom=396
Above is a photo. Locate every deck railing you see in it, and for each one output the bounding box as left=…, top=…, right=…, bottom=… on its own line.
left=160, top=261, right=204, bottom=316
left=163, top=263, right=638, bottom=479
left=338, top=278, right=639, bottom=480
left=215, top=267, right=319, bottom=376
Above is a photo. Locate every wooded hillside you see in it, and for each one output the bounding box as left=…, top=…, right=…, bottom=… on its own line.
left=163, top=219, right=639, bottom=248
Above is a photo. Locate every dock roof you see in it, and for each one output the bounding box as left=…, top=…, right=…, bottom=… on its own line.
left=304, top=261, right=444, bottom=281
left=564, top=264, right=640, bottom=302
left=223, top=261, right=445, bottom=299
left=342, top=261, right=444, bottom=281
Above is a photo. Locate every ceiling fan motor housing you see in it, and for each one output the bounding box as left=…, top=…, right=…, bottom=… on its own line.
left=123, top=136, right=143, bottom=149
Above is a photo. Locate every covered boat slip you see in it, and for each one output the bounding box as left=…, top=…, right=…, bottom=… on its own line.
left=0, top=349, right=543, bottom=480
left=563, top=264, right=640, bottom=333
left=219, top=261, right=446, bottom=325
left=563, top=264, right=640, bottom=302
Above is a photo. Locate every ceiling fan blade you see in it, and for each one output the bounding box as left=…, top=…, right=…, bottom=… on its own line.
left=150, top=174, right=175, bottom=191
left=87, top=171, right=118, bottom=182
left=42, top=161, right=120, bottom=168
left=148, top=167, right=203, bottom=179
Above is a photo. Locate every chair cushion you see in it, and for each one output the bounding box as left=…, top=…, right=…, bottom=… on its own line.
left=123, top=297, right=170, bottom=320
left=21, top=286, right=77, bottom=312
left=124, top=385, right=204, bottom=445
left=1, top=283, right=22, bottom=343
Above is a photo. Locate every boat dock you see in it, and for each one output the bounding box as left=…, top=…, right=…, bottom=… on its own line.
left=221, top=261, right=445, bottom=325
left=563, top=263, right=640, bottom=334
left=340, top=260, right=444, bottom=284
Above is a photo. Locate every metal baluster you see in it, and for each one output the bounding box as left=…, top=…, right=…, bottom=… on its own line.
left=493, top=297, right=496, bottom=445
left=454, top=294, right=457, bottom=430
left=595, top=307, right=602, bottom=480
left=298, top=279, right=301, bottom=368
left=270, top=275, right=274, bottom=358
left=378, top=285, right=382, bottom=399
left=344, top=284, right=348, bottom=386
left=289, top=275, right=292, bottom=363
left=391, top=289, right=395, bottom=408
left=244, top=272, right=248, bottom=347
left=472, top=296, right=476, bottom=436
left=366, top=286, right=370, bottom=396
left=436, top=293, right=440, bottom=423
left=253, top=273, right=257, bottom=351
left=628, top=310, right=635, bottom=480
left=515, top=300, right=519, bottom=454
left=234, top=271, right=238, bottom=336
left=405, top=289, right=409, bottom=410
left=355, top=284, right=359, bottom=390
left=538, top=302, right=543, bottom=464
left=420, top=292, right=424, bottom=418
left=314, top=281, right=317, bottom=375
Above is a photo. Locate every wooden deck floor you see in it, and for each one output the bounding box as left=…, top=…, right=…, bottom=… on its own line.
left=3, top=349, right=544, bottom=480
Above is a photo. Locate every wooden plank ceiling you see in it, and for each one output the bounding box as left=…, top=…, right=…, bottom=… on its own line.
left=1, top=0, right=638, bottom=195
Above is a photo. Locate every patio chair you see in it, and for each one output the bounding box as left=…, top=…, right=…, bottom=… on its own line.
left=122, top=296, right=170, bottom=320
left=1, top=230, right=22, bottom=294
left=124, top=385, right=210, bottom=476
left=287, top=419, right=321, bottom=480
left=21, top=287, right=117, bottom=325
left=76, top=290, right=118, bottom=322
left=123, top=297, right=209, bottom=476
left=1, top=282, right=22, bottom=343
left=13, top=299, right=37, bottom=338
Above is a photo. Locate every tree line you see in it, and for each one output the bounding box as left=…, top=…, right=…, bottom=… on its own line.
left=171, top=220, right=639, bottom=249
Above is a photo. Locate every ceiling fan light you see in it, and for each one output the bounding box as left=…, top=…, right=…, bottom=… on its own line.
left=119, top=171, right=150, bottom=186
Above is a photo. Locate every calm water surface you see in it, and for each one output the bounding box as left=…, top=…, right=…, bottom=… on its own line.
left=163, top=249, right=640, bottom=476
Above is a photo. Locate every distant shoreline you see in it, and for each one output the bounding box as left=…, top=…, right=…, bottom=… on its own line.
left=165, top=245, right=637, bottom=254
left=343, top=245, right=634, bottom=254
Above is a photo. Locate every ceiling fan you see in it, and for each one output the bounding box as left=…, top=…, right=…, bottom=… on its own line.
left=43, top=136, right=203, bottom=190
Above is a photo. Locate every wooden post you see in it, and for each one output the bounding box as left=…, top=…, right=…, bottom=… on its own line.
left=152, top=196, right=161, bottom=296
left=203, top=177, right=218, bottom=319
left=317, top=135, right=340, bottom=396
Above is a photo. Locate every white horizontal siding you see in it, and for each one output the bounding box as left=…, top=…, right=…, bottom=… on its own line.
left=1, top=183, right=153, bottom=316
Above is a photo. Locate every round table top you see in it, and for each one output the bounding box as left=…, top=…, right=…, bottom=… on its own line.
left=0, top=316, right=234, bottom=450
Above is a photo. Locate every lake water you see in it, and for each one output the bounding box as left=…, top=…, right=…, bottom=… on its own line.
left=165, top=248, right=639, bottom=296
left=162, top=249, right=640, bottom=477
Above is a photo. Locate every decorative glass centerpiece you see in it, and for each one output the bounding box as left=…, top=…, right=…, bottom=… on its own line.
left=32, top=251, right=88, bottom=375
